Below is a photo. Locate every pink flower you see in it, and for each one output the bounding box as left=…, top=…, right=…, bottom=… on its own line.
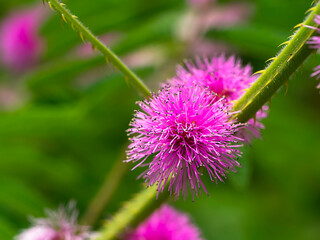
left=187, top=0, right=212, bottom=8
left=127, top=205, right=203, bottom=240
left=126, top=83, right=243, bottom=198
left=305, top=15, right=320, bottom=87
left=15, top=226, right=58, bottom=240
left=15, top=202, right=92, bottom=240
left=0, top=7, right=45, bottom=72
left=305, top=15, right=320, bottom=51
left=167, top=55, right=268, bottom=142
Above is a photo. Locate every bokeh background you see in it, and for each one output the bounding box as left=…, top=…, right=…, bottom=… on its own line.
left=0, top=0, right=320, bottom=239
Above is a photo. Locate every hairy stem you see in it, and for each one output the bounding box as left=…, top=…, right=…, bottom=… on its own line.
left=232, top=1, right=320, bottom=122
left=95, top=184, right=169, bottom=240
left=44, top=0, right=151, bottom=98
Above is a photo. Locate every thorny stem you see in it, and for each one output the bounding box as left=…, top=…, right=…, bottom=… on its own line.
left=232, top=1, right=320, bottom=122
left=95, top=184, right=169, bottom=240
left=44, top=0, right=151, bottom=98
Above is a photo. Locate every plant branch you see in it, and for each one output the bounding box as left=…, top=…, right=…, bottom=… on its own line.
left=44, top=0, right=151, bottom=98
left=95, top=184, right=169, bottom=240
left=231, top=1, right=320, bottom=122
left=80, top=150, right=129, bottom=226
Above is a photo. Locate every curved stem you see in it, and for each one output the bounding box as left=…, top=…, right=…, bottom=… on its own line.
left=45, top=0, right=151, bottom=98
left=80, top=149, right=129, bottom=226
left=232, top=1, right=320, bottom=122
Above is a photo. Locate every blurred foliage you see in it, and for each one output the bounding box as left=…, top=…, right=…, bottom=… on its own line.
left=0, top=0, right=319, bottom=240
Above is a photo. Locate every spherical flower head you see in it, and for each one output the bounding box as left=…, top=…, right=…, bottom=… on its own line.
left=127, top=204, right=203, bottom=240
left=126, top=83, right=244, bottom=198
left=169, top=56, right=256, bottom=102
left=15, top=202, right=92, bottom=240
left=0, top=7, right=45, bottom=72
left=167, top=55, right=268, bottom=142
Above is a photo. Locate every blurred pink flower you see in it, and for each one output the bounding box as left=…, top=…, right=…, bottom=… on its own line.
left=178, top=1, right=253, bottom=56
left=127, top=205, right=203, bottom=240
left=0, top=6, right=46, bottom=72
left=187, top=0, right=212, bottom=8
left=15, top=202, right=92, bottom=240
left=0, top=86, right=21, bottom=109
left=15, top=226, right=58, bottom=240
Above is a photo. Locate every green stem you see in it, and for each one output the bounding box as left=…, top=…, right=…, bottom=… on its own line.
left=96, top=184, right=169, bottom=240
left=45, top=0, right=151, bottom=98
left=80, top=149, right=129, bottom=226
left=232, top=1, right=320, bottom=122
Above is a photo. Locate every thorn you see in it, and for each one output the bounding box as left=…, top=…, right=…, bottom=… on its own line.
left=278, top=41, right=290, bottom=47
left=48, top=1, right=53, bottom=10
left=306, top=7, right=316, bottom=14
left=291, top=23, right=302, bottom=31
left=252, top=70, right=265, bottom=76
left=61, top=14, right=67, bottom=23
left=287, top=34, right=294, bottom=39
left=42, top=0, right=46, bottom=6
left=285, top=81, right=289, bottom=96
left=91, top=44, right=96, bottom=51
left=265, top=57, right=276, bottom=63
left=60, top=3, right=66, bottom=6
left=105, top=57, right=109, bottom=65
left=79, top=32, right=85, bottom=43
left=72, top=15, right=78, bottom=19
left=71, top=24, right=76, bottom=31
left=240, top=88, right=249, bottom=93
